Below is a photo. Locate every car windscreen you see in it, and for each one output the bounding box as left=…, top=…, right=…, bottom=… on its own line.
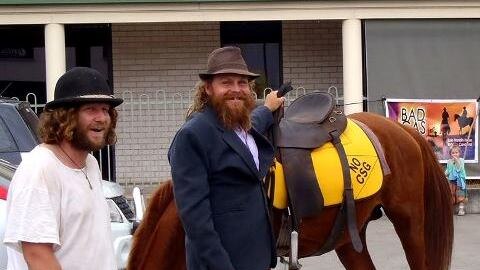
left=0, top=117, right=18, bottom=153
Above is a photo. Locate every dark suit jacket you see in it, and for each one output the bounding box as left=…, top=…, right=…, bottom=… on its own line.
left=168, top=106, right=276, bottom=270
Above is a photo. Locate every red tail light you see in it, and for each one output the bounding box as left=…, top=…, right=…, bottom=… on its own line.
left=0, top=186, right=8, bottom=200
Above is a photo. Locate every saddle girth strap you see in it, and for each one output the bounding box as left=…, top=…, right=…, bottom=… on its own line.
left=330, top=130, right=363, bottom=253
left=312, top=200, right=346, bottom=256
left=276, top=212, right=292, bottom=257
left=282, top=148, right=324, bottom=223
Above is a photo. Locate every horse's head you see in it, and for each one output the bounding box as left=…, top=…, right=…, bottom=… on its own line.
left=453, top=114, right=460, bottom=121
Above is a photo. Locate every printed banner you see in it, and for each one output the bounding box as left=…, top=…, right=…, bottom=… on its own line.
left=385, top=99, right=478, bottom=163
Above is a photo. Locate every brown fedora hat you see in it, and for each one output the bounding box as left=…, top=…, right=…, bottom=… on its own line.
left=199, top=46, right=260, bottom=80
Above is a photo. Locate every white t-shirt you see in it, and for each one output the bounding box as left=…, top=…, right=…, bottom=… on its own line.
left=3, top=145, right=116, bottom=270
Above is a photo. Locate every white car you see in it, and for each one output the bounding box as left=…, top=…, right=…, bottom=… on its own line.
left=102, top=179, right=135, bottom=269
left=0, top=159, right=135, bottom=270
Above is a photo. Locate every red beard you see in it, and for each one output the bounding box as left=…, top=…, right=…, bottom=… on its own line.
left=210, top=91, right=255, bottom=130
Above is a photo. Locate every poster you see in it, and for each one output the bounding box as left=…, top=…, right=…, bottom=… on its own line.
left=385, top=99, right=478, bottom=163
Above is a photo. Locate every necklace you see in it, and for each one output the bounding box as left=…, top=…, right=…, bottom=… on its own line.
left=58, top=146, right=93, bottom=190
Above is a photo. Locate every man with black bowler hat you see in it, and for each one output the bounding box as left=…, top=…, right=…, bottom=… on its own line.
left=4, top=67, right=122, bottom=270
left=169, top=46, right=284, bottom=270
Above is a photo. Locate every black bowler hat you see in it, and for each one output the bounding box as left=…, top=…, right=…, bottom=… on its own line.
left=199, top=46, right=259, bottom=81
left=45, top=67, right=123, bottom=110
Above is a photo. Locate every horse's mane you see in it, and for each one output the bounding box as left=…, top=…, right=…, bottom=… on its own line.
left=127, top=180, right=186, bottom=270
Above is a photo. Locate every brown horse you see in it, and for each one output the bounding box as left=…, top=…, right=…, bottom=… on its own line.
left=127, top=112, right=453, bottom=270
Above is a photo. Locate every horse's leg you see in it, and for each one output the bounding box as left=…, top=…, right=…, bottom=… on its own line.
left=375, top=154, right=429, bottom=269
left=382, top=197, right=427, bottom=269
left=335, top=225, right=375, bottom=270
left=375, top=136, right=432, bottom=269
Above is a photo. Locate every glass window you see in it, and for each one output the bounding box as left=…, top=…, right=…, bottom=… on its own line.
left=0, top=25, right=46, bottom=109
left=221, top=21, right=282, bottom=98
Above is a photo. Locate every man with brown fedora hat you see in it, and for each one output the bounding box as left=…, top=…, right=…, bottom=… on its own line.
left=4, top=67, right=122, bottom=270
left=169, top=46, right=284, bottom=270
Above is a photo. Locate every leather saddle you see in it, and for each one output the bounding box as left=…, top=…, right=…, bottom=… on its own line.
left=276, top=91, right=346, bottom=149
left=271, top=91, right=363, bottom=257
left=275, top=92, right=347, bottom=218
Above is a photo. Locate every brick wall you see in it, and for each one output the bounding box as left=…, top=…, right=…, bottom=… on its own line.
left=111, top=20, right=343, bottom=192
left=112, top=22, right=220, bottom=191
left=282, top=20, right=343, bottom=99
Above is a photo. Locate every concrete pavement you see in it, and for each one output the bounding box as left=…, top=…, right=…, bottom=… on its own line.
left=275, top=214, right=480, bottom=270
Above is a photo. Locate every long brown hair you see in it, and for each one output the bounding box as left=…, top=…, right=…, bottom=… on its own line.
left=186, top=80, right=210, bottom=120
left=39, top=105, right=118, bottom=145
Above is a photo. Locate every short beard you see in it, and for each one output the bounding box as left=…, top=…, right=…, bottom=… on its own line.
left=71, top=126, right=109, bottom=152
left=211, top=91, right=255, bottom=130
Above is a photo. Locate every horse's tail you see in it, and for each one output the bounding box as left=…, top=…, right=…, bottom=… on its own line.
left=402, top=127, right=454, bottom=270
left=127, top=180, right=185, bottom=270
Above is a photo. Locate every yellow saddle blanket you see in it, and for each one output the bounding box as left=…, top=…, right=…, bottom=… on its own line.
left=270, top=119, right=384, bottom=209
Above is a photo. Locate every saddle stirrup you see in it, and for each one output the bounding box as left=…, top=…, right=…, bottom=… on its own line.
left=289, top=230, right=301, bottom=270
left=287, top=206, right=302, bottom=270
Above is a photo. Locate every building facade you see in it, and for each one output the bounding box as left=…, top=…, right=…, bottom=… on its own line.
left=1, top=1, right=479, bottom=193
